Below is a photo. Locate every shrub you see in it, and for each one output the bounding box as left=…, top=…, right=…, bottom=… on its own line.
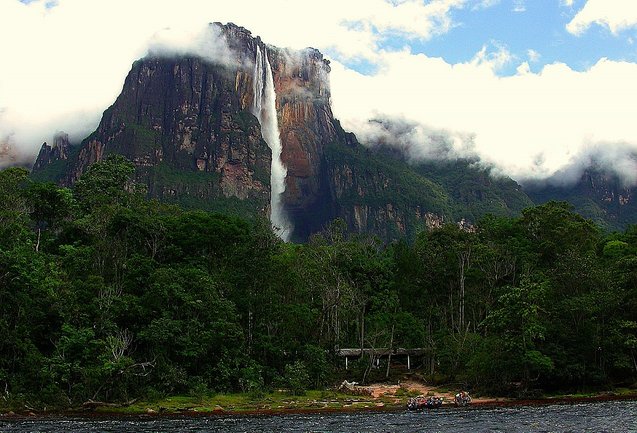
left=283, top=361, right=310, bottom=396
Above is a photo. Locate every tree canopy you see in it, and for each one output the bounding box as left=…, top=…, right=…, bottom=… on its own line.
left=1, top=158, right=636, bottom=407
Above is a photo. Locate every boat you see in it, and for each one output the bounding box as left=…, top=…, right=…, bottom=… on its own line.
left=407, top=395, right=444, bottom=410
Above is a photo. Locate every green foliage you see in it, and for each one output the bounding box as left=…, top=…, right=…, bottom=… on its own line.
left=0, top=167, right=32, bottom=247
left=29, top=159, right=69, bottom=184
left=324, top=143, right=534, bottom=240
left=412, top=159, right=534, bottom=220
left=2, top=159, right=637, bottom=407
left=74, top=155, right=138, bottom=210
left=325, top=142, right=452, bottom=216
left=603, top=240, right=630, bottom=259
left=482, top=278, right=554, bottom=390
left=238, top=362, right=265, bottom=397
left=126, top=123, right=162, bottom=152
left=520, top=201, right=600, bottom=265
left=300, top=345, right=331, bottom=389
left=283, top=361, right=310, bottom=396
left=147, top=162, right=268, bottom=218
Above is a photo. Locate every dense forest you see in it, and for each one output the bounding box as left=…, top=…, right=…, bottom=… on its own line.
left=1, top=155, right=636, bottom=408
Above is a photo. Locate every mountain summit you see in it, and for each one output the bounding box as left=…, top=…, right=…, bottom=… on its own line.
left=32, top=22, right=533, bottom=241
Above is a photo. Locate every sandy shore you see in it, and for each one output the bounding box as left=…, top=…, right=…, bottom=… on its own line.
left=359, top=381, right=637, bottom=407
left=362, top=380, right=496, bottom=401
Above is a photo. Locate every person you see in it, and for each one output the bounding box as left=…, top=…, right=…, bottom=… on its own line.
left=455, top=391, right=471, bottom=406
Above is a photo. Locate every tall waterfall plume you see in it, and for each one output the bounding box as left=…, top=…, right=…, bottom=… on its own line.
left=252, top=45, right=292, bottom=240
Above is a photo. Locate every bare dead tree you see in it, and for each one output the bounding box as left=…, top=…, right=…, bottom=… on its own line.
left=106, top=328, right=133, bottom=362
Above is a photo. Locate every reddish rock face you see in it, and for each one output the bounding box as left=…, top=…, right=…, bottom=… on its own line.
left=30, top=23, right=461, bottom=241
left=267, top=47, right=338, bottom=212
left=32, top=24, right=278, bottom=218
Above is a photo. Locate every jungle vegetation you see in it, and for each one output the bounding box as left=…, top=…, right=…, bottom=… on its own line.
left=1, top=156, right=636, bottom=407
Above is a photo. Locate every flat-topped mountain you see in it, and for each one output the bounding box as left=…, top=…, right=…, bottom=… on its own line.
left=32, top=22, right=537, bottom=241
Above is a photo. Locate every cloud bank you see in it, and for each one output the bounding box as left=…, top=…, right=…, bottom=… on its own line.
left=0, top=0, right=466, bottom=167
left=147, top=25, right=239, bottom=69
left=538, top=142, right=637, bottom=188
left=567, top=0, right=637, bottom=35
left=346, top=116, right=478, bottom=163
left=1, top=0, right=637, bottom=186
left=330, top=48, right=637, bottom=183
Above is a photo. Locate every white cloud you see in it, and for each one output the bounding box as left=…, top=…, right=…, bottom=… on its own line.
left=353, top=0, right=466, bottom=39
left=560, top=0, right=574, bottom=7
left=567, top=0, right=637, bottom=35
left=147, top=26, right=240, bottom=69
left=330, top=51, right=637, bottom=181
left=540, top=142, right=637, bottom=187
left=512, top=0, right=526, bottom=13
left=2, top=0, right=637, bottom=185
left=472, top=42, right=515, bottom=70
left=471, top=0, right=501, bottom=11
left=527, top=49, right=541, bottom=62
left=0, top=0, right=468, bottom=165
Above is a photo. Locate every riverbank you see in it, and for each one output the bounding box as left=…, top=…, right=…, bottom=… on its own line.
left=1, top=382, right=636, bottom=418
left=3, top=400, right=636, bottom=433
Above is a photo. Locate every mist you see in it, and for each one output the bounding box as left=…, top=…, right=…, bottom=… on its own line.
left=330, top=51, right=637, bottom=185
left=147, top=24, right=248, bottom=70
left=525, top=142, right=637, bottom=189
left=348, top=116, right=478, bottom=163
left=2, top=0, right=637, bottom=187
left=343, top=115, right=637, bottom=189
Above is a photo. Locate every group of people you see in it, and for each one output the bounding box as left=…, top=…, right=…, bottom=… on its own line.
left=407, top=391, right=471, bottom=410
left=407, top=395, right=443, bottom=410
left=454, top=391, right=472, bottom=407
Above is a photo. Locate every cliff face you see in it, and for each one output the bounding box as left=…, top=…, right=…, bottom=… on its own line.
left=78, top=52, right=271, bottom=209
left=527, top=166, right=637, bottom=231
left=268, top=48, right=338, bottom=209
left=33, top=23, right=341, bottom=228
left=579, top=170, right=634, bottom=210
left=321, top=141, right=534, bottom=240
left=323, top=141, right=450, bottom=240
left=32, top=22, right=533, bottom=241
left=32, top=132, right=70, bottom=171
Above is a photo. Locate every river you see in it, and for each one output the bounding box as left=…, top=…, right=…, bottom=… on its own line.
left=1, top=401, right=636, bottom=432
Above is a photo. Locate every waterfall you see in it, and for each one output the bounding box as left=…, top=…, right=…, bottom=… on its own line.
left=252, top=45, right=292, bottom=241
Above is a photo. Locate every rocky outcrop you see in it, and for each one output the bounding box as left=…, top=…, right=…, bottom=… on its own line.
left=584, top=171, right=633, bottom=208
left=321, top=142, right=454, bottom=240
left=527, top=165, right=637, bottom=231
left=268, top=48, right=339, bottom=209
left=77, top=52, right=271, bottom=214
left=32, top=132, right=71, bottom=172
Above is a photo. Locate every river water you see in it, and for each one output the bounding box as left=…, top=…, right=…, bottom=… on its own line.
left=1, top=401, right=636, bottom=433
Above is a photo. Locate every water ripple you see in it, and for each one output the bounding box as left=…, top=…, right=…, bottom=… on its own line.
left=1, top=401, right=636, bottom=433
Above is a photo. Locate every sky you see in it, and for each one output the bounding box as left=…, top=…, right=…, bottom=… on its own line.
left=1, top=0, right=637, bottom=183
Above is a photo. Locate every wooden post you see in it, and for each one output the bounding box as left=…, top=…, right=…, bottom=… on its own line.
left=407, top=354, right=411, bottom=370
left=345, top=356, right=348, bottom=370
